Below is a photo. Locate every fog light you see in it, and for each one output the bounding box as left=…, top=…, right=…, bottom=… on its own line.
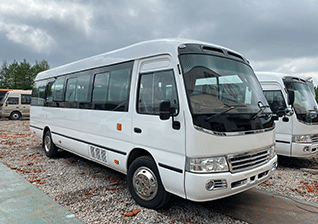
left=205, top=180, right=215, bottom=191
left=303, top=146, right=310, bottom=152
left=272, top=161, right=277, bottom=171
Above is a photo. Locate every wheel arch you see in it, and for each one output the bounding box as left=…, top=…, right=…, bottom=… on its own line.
left=127, top=148, right=155, bottom=171
left=10, top=111, right=21, bottom=119
left=42, top=126, right=51, bottom=147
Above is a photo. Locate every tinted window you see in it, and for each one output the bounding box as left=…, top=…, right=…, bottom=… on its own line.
left=65, top=78, right=77, bottom=102
left=52, top=78, right=65, bottom=102
left=92, top=72, right=110, bottom=102
left=7, top=97, right=19, bottom=105
left=21, top=94, right=31, bottom=104
left=75, top=75, right=90, bottom=102
left=32, top=80, right=47, bottom=106
left=137, top=70, right=178, bottom=115
left=108, top=68, right=131, bottom=102
left=263, top=90, right=286, bottom=114
left=92, top=67, right=132, bottom=111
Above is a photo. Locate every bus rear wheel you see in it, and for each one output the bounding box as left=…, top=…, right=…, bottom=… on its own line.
left=43, top=131, right=57, bottom=158
left=127, top=156, right=171, bottom=209
left=10, top=112, right=21, bottom=120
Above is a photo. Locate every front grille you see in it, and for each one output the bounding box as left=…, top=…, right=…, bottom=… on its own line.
left=311, top=134, right=318, bottom=143
left=227, top=147, right=270, bottom=173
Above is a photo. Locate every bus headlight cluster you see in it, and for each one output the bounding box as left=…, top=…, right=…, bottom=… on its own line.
left=186, top=156, right=229, bottom=173
left=293, top=135, right=312, bottom=143
left=268, top=145, right=276, bottom=160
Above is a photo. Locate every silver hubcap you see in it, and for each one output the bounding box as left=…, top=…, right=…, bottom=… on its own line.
left=133, top=167, right=158, bottom=201
left=44, top=135, right=51, bottom=152
left=12, top=113, right=19, bottom=119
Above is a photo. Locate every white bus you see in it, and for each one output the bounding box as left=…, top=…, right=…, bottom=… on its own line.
left=0, top=90, right=32, bottom=120
left=256, top=72, right=318, bottom=157
left=30, top=39, right=277, bottom=209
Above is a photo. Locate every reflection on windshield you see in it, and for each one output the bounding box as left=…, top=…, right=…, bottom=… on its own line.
left=285, top=80, right=318, bottom=123
left=0, top=92, right=9, bottom=105
left=180, top=54, right=273, bottom=132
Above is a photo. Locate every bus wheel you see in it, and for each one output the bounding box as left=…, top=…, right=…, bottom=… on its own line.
left=10, top=112, right=21, bottom=120
left=127, top=156, right=171, bottom=209
left=43, top=131, right=57, bottom=158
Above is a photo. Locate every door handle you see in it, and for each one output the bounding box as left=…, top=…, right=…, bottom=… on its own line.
left=134, top=127, right=142, bottom=133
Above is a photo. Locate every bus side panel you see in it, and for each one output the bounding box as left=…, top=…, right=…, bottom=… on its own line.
left=33, top=106, right=133, bottom=173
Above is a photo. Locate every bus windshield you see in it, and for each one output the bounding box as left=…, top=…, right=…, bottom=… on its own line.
left=179, top=54, right=274, bottom=133
left=285, top=80, right=318, bottom=123
left=0, top=92, right=9, bottom=106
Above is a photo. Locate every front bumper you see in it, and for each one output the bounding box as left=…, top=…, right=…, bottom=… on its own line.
left=184, top=156, right=277, bottom=202
left=291, top=142, right=318, bottom=157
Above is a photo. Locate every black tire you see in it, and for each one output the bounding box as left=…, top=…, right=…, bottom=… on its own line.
left=10, top=111, right=21, bottom=120
left=127, top=156, right=171, bottom=209
left=43, top=131, right=58, bottom=158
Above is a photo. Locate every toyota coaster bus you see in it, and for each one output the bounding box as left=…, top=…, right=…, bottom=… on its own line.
left=30, top=39, right=277, bottom=209
left=256, top=72, right=318, bottom=157
left=0, top=90, right=32, bottom=120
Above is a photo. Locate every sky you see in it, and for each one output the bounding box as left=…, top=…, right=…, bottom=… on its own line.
left=1, top=0, right=318, bottom=85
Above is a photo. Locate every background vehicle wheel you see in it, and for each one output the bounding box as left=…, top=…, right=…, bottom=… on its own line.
left=10, top=112, right=21, bottom=120
left=43, top=131, right=58, bottom=157
left=127, top=156, right=171, bottom=209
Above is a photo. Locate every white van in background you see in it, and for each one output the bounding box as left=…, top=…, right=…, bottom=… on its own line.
left=0, top=90, right=32, bottom=120
left=256, top=72, right=318, bottom=157
left=30, top=39, right=277, bottom=209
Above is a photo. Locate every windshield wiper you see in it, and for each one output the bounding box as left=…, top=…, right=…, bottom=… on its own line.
left=250, top=101, right=270, bottom=120
left=205, top=104, right=246, bottom=122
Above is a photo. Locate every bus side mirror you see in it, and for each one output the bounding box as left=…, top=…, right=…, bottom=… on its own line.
left=285, top=107, right=294, bottom=116
left=288, top=90, right=295, bottom=105
left=159, top=100, right=171, bottom=120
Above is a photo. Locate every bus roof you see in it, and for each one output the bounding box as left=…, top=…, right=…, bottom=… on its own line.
left=255, top=72, right=308, bottom=83
left=35, top=38, right=247, bottom=81
left=0, top=89, right=19, bottom=92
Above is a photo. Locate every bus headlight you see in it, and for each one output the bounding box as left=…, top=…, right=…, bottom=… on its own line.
left=293, top=135, right=312, bottom=143
left=268, top=145, right=276, bottom=160
left=186, top=156, right=229, bottom=173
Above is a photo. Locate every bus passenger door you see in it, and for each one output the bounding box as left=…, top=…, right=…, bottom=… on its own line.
left=132, top=57, right=186, bottom=198
left=262, top=83, right=292, bottom=156
left=5, top=96, right=20, bottom=116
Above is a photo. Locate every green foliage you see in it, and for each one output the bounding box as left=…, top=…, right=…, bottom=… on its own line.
left=0, top=59, right=49, bottom=89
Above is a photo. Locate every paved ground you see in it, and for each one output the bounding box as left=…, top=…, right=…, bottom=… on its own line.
left=210, top=188, right=318, bottom=224
left=0, top=163, right=84, bottom=224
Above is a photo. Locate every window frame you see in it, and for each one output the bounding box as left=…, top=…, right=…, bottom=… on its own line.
left=136, top=69, right=179, bottom=116
left=263, top=90, right=287, bottom=114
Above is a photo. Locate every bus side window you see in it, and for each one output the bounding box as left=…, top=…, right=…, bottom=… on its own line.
left=107, top=68, right=131, bottom=110
left=46, top=81, right=55, bottom=103
left=75, top=75, right=90, bottom=102
left=52, top=78, right=65, bottom=102
left=21, top=94, right=31, bottom=104
left=92, top=72, right=110, bottom=102
left=32, top=80, right=47, bottom=106
left=137, top=70, right=178, bottom=115
left=65, top=78, right=77, bottom=102
left=7, top=97, right=19, bottom=105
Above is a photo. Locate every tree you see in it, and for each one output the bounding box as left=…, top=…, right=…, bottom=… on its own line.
left=0, top=59, right=49, bottom=89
